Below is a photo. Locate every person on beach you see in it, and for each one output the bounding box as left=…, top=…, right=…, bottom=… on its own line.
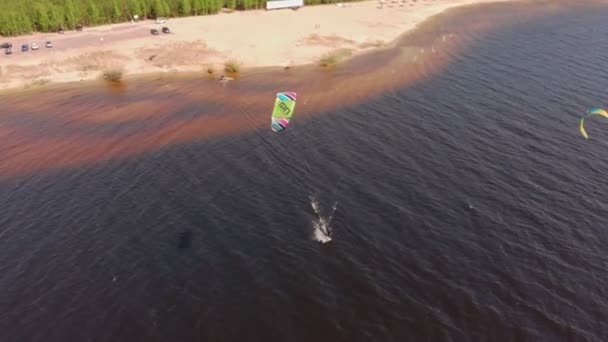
left=219, top=75, right=234, bottom=82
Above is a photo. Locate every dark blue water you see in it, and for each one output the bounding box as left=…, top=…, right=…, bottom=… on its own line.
left=2, top=2, right=608, bottom=341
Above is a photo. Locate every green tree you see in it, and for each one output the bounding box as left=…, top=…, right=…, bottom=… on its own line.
left=48, top=4, right=65, bottom=31
left=224, top=0, right=236, bottom=10
left=111, top=0, right=123, bottom=22
left=191, top=0, right=201, bottom=15
left=127, top=0, right=142, bottom=19
left=138, top=0, right=151, bottom=19
left=151, top=0, right=169, bottom=17
left=179, top=0, right=192, bottom=15
left=162, top=1, right=172, bottom=16
left=209, top=0, right=222, bottom=13
left=193, top=0, right=209, bottom=15
left=86, top=0, right=102, bottom=25
left=0, top=0, right=361, bottom=36
left=33, top=3, right=52, bottom=32
left=63, top=0, right=80, bottom=29
left=10, top=10, right=32, bottom=35
left=0, top=11, right=15, bottom=36
left=0, top=10, right=7, bottom=36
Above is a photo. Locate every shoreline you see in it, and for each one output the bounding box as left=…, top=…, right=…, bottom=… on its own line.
left=0, top=0, right=511, bottom=92
left=0, top=0, right=572, bottom=178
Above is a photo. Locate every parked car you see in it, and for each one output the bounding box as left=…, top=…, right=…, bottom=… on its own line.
left=155, top=18, right=166, bottom=24
left=45, top=41, right=53, bottom=48
left=5, top=47, right=12, bottom=55
left=21, top=44, right=28, bottom=52
left=150, top=29, right=160, bottom=35
left=0, top=42, right=12, bottom=49
left=162, top=26, right=170, bottom=34
left=31, top=43, right=39, bottom=50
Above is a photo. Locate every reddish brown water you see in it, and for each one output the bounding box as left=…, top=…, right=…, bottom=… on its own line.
left=0, top=1, right=551, bottom=178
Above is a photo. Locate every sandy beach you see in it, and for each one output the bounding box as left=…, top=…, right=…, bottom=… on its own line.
left=0, top=0, right=510, bottom=90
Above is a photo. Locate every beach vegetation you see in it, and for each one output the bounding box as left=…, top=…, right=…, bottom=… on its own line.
left=224, top=60, right=240, bottom=74
left=235, top=0, right=265, bottom=10
left=359, top=40, right=385, bottom=49
left=0, top=0, right=361, bottom=36
left=319, top=55, right=336, bottom=68
left=101, top=68, right=124, bottom=82
left=319, top=48, right=352, bottom=68
left=24, top=78, right=50, bottom=89
left=80, top=64, right=98, bottom=71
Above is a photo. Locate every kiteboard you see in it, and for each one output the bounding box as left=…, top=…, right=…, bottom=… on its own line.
left=271, top=92, right=296, bottom=132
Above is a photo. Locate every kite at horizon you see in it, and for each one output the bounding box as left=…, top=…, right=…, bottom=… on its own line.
left=271, top=92, right=296, bottom=132
left=580, top=108, right=608, bottom=139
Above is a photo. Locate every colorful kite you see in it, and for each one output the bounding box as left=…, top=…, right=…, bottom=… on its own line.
left=580, top=108, right=608, bottom=139
left=271, top=92, right=296, bottom=132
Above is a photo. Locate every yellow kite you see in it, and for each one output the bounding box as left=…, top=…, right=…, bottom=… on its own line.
left=580, top=108, right=608, bottom=139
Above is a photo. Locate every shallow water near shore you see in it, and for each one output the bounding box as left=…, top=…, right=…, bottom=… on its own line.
left=2, top=1, right=608, bottom=341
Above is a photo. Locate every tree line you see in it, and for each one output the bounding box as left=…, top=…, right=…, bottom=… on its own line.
left=0, top=0, right=354, bottom=37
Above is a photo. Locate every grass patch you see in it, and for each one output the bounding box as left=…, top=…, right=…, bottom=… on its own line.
left=101, top=69, right=123, bottom=82
left=319, top=55, right=338, bottom=68
left=24, top=78, right=50, bottom=89
left=80, top=64, right=98, bottom=72
left=224, top=60, right=240, bottom=74
left=359, top=40, right=385, bottom=49
left=32, top=78, right=50, bottom=86
left=319, top=48, right=352, bottom=68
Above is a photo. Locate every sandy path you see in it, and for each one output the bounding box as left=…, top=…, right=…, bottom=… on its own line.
left=0, top=0, right=511, bottom=90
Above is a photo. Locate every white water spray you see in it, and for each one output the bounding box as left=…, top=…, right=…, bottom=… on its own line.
left=309, top=195, right=338, bottom=244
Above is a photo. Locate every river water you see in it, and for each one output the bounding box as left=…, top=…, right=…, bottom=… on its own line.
left=1, top=1, right=608, bottom=341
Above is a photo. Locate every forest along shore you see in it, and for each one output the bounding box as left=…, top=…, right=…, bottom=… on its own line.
left=0, top=0, right=511, bottom=91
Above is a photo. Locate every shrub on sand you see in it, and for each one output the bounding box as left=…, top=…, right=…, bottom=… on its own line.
left=101, top=69, right=123, bottom=82
left=224, top=60, right=240, bottom=74
left=319, top=54, right=338, bottom=68
left=24, top=78, right=50, bottom=89
left=319, top=48, right=352, bottom=68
